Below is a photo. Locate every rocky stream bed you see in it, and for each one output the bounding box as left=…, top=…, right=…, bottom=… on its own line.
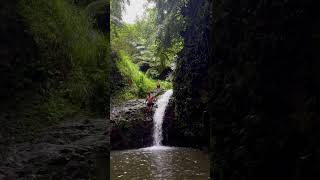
left=110, top=90, right=164, bottom=150
left=0, top=118, right=109, bottom=180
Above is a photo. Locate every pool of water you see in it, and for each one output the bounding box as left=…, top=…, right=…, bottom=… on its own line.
left=111, top=146, right=209, bottom=180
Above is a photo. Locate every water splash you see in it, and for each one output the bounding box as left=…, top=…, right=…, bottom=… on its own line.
left=152, top=89, right=173, bottom=146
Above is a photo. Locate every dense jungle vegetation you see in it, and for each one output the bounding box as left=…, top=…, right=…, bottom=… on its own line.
left=0, top=0, right=109, bottom=142
left=111, top=0, right=212, bottom=152
left=110, top=0, right=184, bottom=103
left=109, top=0, right=210, bottom=150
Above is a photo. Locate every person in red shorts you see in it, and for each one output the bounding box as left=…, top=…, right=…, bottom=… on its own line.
left=157, top=80, right=160, bottom=89
left=145, top=92, right=155, bottom=112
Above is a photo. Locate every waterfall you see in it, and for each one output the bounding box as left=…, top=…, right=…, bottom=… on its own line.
left=152, top=89, right=173, bottom=146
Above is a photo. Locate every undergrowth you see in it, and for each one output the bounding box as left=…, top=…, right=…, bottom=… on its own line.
left=112, top=50, right=172, bottom=104
left=17, top=0, right=109, bottom=132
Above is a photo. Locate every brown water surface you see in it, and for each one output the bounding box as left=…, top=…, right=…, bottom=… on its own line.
left=111, top=146, right=209, bottom=180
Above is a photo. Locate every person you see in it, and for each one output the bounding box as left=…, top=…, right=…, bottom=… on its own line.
left=145, top=92, right=154, bottom=113
left=157, top=80, right=161, bottom=89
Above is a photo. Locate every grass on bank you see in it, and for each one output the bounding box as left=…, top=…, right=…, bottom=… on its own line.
left=111, top=51, right=172, bottom=104
left=18, top=0, right=109, bottom=132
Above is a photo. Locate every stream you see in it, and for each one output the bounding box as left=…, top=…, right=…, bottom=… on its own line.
left=111, top=90, right=209, bottom=180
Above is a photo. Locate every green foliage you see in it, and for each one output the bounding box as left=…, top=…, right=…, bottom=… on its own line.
left=116, top=51, right=156, bottom=95
left=111, top=24, right=139, bottom=55
left=111, top=3, right=182, bottom=77
left=110, top=0, right=174, bottom=103
left=150, top=0, right=185, bottom=63
left=112, top=51, right=171, bottom=101
left=110, top=0, right=129, bottom=20
left=111, top=89, right=136, bottom=105
left=137, top=3, right=183, bottom=72
left=23, top=92, right=84, bottom=131
left=19, top=0, right=106, bottom=67
left=134, top=8, right=158, bottom=48
left=85, top=0, right=109, bottom=15
left=17, top=0, right=109, bottom=130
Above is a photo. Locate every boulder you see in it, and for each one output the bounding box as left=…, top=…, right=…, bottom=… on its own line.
left=0, top=118, right=109, bottom=179
left=158, top=67, right=173, bottom=80
left=110, top=99, right=154, bottom=150
left=110, top=89, right=165, bottom=150
left=138, top=62, right=150, bottom=72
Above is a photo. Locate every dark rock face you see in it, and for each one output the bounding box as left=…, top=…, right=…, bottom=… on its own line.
left=0, top=1, right=110, bottom=179
left=94, top=11, right=109, bottom=33
left=110, top=99, right=154, bottom=150
left=139, top=62, right=151, bottom=72
left=0, top=118, right=109, bottom=180
left=110, top=52, right=126, bottom=96
left=162, top=98, right=175, bottom=146
left=158, top=67, right=173, bottom=81
left=0, top=1, right=42, bottom=146
left=0, top=1, right=39, bottom=100
left=0, top=0, right=110, bottom=143
left=210, top=1, right=320, bottom=179
left=172, top=0, right=211, bottom=149
left=163, top=97, right=209, bottom=150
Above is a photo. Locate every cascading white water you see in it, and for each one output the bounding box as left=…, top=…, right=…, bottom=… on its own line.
left=152, top=89, right=173, bottom=146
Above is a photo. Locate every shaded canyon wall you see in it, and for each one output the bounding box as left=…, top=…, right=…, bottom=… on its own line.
left=166, top=0, right=212, bottom=148
left=210, top=0, right=320, bottom=179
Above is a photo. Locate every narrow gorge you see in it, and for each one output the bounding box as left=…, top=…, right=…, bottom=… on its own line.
left=111, top=89, right=209, bottom=179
